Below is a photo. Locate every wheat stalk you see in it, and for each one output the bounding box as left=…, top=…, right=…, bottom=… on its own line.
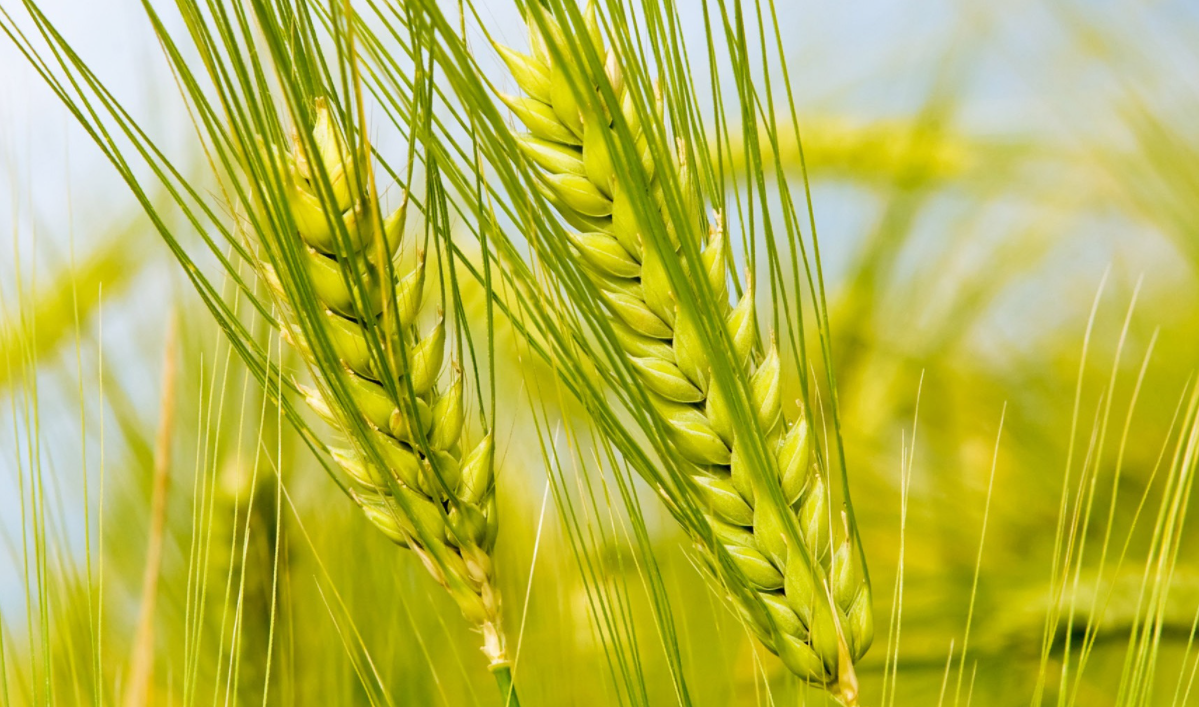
left=496, top=5, right=871, bottom=701
left=254, top=100, right=510, bottom=673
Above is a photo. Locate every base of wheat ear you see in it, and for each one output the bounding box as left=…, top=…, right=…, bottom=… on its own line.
left=255, top=99, right=507, bottom=668
left=497, top=5, right=871, bottom=700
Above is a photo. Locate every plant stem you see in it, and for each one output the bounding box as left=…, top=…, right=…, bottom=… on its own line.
left=492, top=664, right=521, bottom=707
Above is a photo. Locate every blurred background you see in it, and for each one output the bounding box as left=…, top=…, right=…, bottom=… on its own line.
left=1, top=0, right=1197, bottom=705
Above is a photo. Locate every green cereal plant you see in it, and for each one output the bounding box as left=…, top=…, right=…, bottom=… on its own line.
left=254, top=100, right=510, bottom=676
left=206, top=455, right=283, bottom=705
left=2, top=0, right=870, bottom=701
left=1, top=0, right=526, bottom=695
left=495, top=3, right=871, bottom=701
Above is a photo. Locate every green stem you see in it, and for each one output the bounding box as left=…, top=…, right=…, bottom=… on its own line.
left=492, top=664, right=521, bottom=707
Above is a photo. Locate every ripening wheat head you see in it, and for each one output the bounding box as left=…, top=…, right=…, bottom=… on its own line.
left=496, top=4, right=871, bottom=699
left=256, top=100, right=508, bottom=668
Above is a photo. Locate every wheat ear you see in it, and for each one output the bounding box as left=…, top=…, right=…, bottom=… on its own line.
left=497, top=6, right=871, bottom=699
left=257, top=100, right=508, bottom=670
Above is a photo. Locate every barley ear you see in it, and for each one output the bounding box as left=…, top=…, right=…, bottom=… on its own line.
left=495, top=7, right=871, bottom=695
left=254, top=99, right=511, bottom=669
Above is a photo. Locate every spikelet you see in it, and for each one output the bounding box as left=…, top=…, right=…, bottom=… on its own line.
left=257, top=99, right=508, bottom=668
left=498, top=5, right=870, bottom=699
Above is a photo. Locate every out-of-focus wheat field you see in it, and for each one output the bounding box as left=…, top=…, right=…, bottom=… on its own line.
left=1, top=0, right=1197, bottom=705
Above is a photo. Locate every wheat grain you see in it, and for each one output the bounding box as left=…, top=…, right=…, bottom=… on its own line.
left=257, top=100, right=508, bottom=669
left=498, top=6, right=871, bottom=700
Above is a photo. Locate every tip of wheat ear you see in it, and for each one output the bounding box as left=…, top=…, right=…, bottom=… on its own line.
left=498, top=11, right=872, bottom=688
